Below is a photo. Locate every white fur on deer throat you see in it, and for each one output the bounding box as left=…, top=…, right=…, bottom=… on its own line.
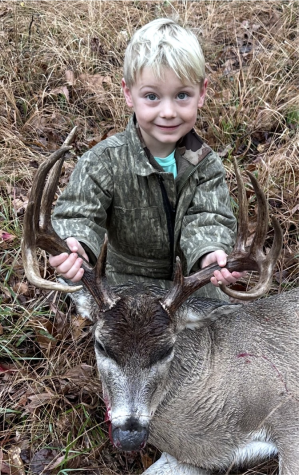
left=76, top=294, right=92, bottom=318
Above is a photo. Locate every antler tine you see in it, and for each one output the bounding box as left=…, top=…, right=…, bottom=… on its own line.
left=232, top=158, right=248, bottom=253
left=162, top=161, right=283, bottom=313
left=246, top=171, right=269, bottom=258
left=162, top=257, right=184, bottom=311
left=94, top=234, right=119, bottom=308
left=40, top=127, right=78, bottom=232
left=22, top=146, right=83, bottom=293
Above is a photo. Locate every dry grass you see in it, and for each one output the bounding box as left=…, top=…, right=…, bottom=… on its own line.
left=0, top=1, right=298, bottom=474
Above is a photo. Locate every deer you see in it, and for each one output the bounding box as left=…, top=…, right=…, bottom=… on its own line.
left=22, top=128, right=298, bottom=475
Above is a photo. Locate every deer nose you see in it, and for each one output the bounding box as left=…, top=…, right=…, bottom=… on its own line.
left=112, top=417, right=149, bottom=452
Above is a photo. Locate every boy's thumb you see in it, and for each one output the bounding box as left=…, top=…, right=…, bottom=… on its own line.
left=217, top=252, right=227, bottom=267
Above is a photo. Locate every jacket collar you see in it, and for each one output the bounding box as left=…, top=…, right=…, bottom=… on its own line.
left=125, top=115, right=157, bottom=176
left=177, top=129, right=212, bottom=165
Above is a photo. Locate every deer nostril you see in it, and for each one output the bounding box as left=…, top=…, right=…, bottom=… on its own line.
left=112, top=418, right=149, bottom=452
left=121, top=417, right=142, bottom=432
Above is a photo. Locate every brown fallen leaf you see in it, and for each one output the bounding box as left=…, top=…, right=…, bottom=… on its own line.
left=25, top=391, right=59, bottom=413
left=78, top=73, right=112, bottom=93
left=141, top=452, right=153, bottom=470
left=47, top=85, right=69, bottom=102
left=65, top=69, right=75, bottom=85
left=87, top=135, right=104, bottom=148
left=16, top=393, right=28, bottom=408
left=29, top=317, right=57, bottom=350
left=63, top=363, right=94, bottom=381
left=29, top=448, right=60, bottom=475
left=0, top=449, right=10, bottom=475
left=44, top=455, right=65, bottom=471
left=70, top=315, right=92, bottom=340
left=12, top=282, right=29, bottom=296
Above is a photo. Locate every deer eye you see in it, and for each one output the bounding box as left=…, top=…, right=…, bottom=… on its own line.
left=150, top=346, right=174, bottom=366
left=95, top=340, right=117, bottom=361
left=95, top=340, right=106, bottom=354
left=158, top=346, right=174, bottom=361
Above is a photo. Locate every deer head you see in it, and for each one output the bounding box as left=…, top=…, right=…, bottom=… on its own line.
left=21, top=129, right=283, bottom=451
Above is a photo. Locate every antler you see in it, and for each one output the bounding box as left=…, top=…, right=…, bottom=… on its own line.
left=21, top=128, right=118, bottom=310
left=162, top=159, right=283, bottom=313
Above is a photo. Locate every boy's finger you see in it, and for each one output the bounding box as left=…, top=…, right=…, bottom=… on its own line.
left=70, top=268, right=85, bottom=282
left=214, top=250, right=227, bottom=267
left=66, top=237, right=80, bottom=252
left=211, top=275, right=231, bottom=287
left=212, top=268, right=240, bottom=287
left=58, top=264, right=84, bottom=282
left=61, top=261, right=84, bottom=281
left=49, top=252, right=69, bottom=267
left=55, top=254, right=82, bottom=275
left=213, top=269, right=232, bottom=284
left=232, top=271, right=247, bottom=278
left=65, top=238, right=89, bottom=262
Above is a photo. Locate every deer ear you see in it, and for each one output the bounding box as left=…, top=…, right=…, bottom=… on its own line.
left=176, top=300, right=242, bottom=331
left=58, top=278, right=96, bottom=322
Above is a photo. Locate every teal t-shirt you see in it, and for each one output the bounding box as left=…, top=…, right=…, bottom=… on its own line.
left=154, top=150, right=177, bottom=178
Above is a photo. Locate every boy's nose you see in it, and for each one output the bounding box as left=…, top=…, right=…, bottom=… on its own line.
left=160, top=100, right=176, bottom=118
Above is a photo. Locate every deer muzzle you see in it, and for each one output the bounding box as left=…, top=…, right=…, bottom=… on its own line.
left=112, top=417, right=149, bottom=451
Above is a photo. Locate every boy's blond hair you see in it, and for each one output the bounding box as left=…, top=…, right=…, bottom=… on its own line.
left=123, top=18, right=205, bottom=87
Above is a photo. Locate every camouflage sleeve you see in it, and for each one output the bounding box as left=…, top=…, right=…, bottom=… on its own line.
left=51, top=147, right=113, bottom=259
left=180, top=153, right=237, bottom=274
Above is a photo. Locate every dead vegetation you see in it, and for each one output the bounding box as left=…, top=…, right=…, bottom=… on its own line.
left=0, top=1, right=298, bottom=474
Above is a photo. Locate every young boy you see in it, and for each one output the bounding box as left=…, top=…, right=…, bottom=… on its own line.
left=50, top=18, right=244, bottom=300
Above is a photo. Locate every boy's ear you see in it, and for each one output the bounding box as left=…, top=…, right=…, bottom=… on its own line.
left=197, top=78, right=208, bottom=108
left=122, top=78, right=134, bottom=108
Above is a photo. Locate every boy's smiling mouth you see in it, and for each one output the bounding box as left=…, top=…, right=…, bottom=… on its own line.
left=155, top=124, right=181, bottom=130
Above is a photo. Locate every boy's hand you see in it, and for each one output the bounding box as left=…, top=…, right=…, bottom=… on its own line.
left=49, top=237, right=89, bottom=283
left=200, top=250, right=246, bottom=287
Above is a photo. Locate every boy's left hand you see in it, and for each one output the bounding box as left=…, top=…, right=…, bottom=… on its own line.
left=200, top=250, right=247, bottom=287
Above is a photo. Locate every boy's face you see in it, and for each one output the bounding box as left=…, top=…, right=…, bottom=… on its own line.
left=122, top=67, right=207, bottom=157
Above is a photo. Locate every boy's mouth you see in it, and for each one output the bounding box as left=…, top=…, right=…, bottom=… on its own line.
left=155, top=124, right=181, bottom=130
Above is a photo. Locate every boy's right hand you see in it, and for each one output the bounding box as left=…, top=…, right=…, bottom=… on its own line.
left=49, top=237, right=89, bottom=282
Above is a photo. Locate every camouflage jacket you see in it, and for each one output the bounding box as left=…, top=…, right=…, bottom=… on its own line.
left=52, top=115, right=237, bottom=300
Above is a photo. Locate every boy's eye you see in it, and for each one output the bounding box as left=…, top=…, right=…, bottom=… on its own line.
left=146, top=93, right=158, bottom=101
left=177, top=92, right=188, bottom=100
